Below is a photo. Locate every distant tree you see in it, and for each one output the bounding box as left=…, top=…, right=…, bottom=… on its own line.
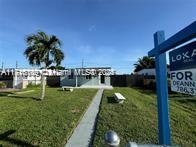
left=134, top=56, right=155, bottom=72
left=24, top=31, right=64, bottom=100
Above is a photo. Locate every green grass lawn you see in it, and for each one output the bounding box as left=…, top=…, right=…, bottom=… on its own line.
left=0, top=87, right=97, bottom=147
left=93, top=87, right=196, bottom=147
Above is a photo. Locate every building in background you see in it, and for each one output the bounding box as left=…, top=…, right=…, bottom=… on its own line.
left=0, top=68, right=42, bottom=89
left=0, top=67, right=113, bottom=89
left=60, top=67, right=112, bottom=88
left=136, top=68, right=170, bottom=76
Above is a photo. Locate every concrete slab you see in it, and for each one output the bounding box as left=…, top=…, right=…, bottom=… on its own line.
left=65, top=89, right=103, bottom=147
left=80, top=85, right=113, bottom=90
left=61, top=85, right=113, bottom=90
left=0, top=88, right=19, bottom=92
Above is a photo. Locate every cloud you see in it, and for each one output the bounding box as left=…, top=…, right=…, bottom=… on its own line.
left=77, top=45, right=96, bottom=54
left=120, top=49, right=147, bottom=62
left=68, top=45, right=145, bottom=74
left=88, top=25, right=96, bottom=32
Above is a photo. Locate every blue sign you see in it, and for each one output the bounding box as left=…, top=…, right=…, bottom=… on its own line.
left=169, top=41, right=196, bottom=71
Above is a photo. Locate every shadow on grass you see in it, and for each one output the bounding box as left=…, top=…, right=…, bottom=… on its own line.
left=107, top=96, right=117, bottom=103
left=131, top=87, right=156, bottom=95
left=171, top=98, right=196, bottom=104
left=57, top=89, right=64, bottom=91
left=0, top=92, right=14, bottom=97
left=8, top=95, right=40, bottom=101
left=132, top=87, right=195, bottom=99
left=57, top=89, right=75, bottom=92
left=169, top=94, right=194, bottom=98
left=0, top=130, right=38, bottom=147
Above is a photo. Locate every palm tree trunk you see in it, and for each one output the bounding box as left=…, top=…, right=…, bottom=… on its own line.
left=40, top=72, right=46, bottom=100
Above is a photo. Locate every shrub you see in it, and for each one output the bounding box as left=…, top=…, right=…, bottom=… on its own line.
left=0, top=82, right=6, bottom=88
left=27, top=83, right=41, bottom=88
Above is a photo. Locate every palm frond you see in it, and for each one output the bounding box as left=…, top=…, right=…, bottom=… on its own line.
left=24, top=31, right=64, bottom=68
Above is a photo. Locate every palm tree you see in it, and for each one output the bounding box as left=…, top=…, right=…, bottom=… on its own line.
left=134, top=56, right=155, bottom=72
left=24, top=31, right=64, bottom=100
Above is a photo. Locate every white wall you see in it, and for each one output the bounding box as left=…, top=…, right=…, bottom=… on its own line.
left=13, top=69, right=42, bottom=88
left=60, top=75, right=111, bottom=87
left=137, top=68, right=170, bottom=76
left=137, top=69, right=156, bottom=76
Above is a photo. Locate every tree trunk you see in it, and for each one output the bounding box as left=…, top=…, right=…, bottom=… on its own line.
left=40, top=74, right=46, bottom=100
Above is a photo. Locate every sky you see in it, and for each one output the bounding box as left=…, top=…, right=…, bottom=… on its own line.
left=0, top=0, right=195, bottom=74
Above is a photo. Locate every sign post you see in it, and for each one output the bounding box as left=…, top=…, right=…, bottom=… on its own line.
left=148, top=21, right=196, bottom=145
left=154, top=31, right=171, bottom=145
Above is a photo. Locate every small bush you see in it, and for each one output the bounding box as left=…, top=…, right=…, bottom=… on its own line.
left=0, top=82, right=6, bottom=88
left=27, top=83, right=41, bottom=88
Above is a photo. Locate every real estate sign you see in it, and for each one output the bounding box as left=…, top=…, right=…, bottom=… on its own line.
left=169, top=41, right=196, bottom=95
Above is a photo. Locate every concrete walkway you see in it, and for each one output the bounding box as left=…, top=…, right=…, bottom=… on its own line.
left=65, top=89, right=103, bottom=147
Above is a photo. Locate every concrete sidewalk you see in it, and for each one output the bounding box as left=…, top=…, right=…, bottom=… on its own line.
left=65, top=89, right=103, bottom=147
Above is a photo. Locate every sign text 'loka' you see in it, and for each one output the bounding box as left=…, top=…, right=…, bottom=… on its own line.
left=169, top=41, right=196, bottom=95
